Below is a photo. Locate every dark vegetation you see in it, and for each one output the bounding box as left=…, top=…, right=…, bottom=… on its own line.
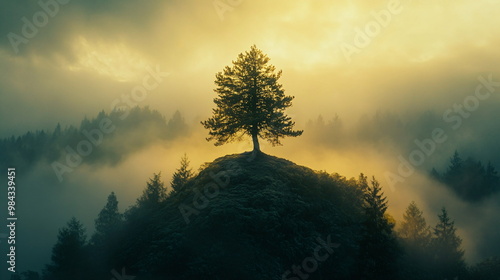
left=202, top=45, right=302, bottom=157
left=14, top=153, right=499, bottom=280
left=431, top=151, right=500, bottom=202
left=0, top=107, right=188, bottom=171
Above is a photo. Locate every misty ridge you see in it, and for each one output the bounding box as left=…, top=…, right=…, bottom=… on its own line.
left=3, top=105, right=500, bottom=200
left=0, top=106, right=189, bottom=175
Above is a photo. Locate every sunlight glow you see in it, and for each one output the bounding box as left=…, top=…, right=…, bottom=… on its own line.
left=68, top=36, right=150, bottom=82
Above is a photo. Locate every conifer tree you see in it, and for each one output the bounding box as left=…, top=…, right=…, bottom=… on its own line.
left=398, top=201, right=433, bottom=279
left=432, top=208, right=466, bottom=279
left=357, top=176, right=399, bottom=279
left=202, top=45, right=303, bottom=157
left=44, top=217, right=88, bottom=280
left=92, top=192, right=123, bottom=246
left=400, top=201, right=432, bottom=246
left=171, top=154, right=194, bottom=193
left=137, top=173, right=167, bottom=208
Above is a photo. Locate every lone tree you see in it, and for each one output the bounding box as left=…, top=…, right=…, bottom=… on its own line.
left=202, top=45, right=302, bottom=156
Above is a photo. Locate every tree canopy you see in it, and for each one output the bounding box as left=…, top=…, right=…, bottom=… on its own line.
left=202, top=45, right=302, bottom=156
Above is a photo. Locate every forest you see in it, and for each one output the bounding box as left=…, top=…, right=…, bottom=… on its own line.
left=10, top=153, right=500, bottom=280
left=0, top=107, right=188, bottom=175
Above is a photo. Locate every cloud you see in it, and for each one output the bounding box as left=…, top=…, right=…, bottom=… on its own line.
left=1, top=0, right=500, bottom=273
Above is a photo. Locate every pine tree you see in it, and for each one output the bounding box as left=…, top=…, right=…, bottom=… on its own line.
left=201, top=45, right=303, bottom=157
left=445, top=150, right=463, bottom=184
left=44, top=217, right=88, bottom=280
left=92, top=192, right=123, bottom=245
left=357, top=176, right=400, bottom=279
left=137, top=173, right=167, bottom=208
left=400, top=201, right=432, bottom=245
left=398, top=201, right=433, bottom=279
left=89, top=192, right=123, bottom=279
left=171, top=154, right=194, bottom=193
left=431, top=208, right=466, bottom=279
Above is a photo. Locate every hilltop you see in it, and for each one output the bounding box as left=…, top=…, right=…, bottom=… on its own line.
left=110, top=153, right=366, bottom=279
left=38, top=153, right=500, bottom=280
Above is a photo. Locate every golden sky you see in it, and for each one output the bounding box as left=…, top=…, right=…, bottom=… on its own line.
left=1, top=0, right=500, bottom=136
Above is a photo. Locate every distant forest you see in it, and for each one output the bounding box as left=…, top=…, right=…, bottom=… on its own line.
left=2, top=107, right=499, bottom=201
left=431, top=151, right=500, bottom=202
left=0, top=107, right=189, bottom=171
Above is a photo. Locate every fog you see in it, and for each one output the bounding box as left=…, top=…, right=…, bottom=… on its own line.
left=1, top=0, right=500, bottom=277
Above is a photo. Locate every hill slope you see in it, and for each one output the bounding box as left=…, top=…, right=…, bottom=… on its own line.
left=121, top=153, right=366, bottom=279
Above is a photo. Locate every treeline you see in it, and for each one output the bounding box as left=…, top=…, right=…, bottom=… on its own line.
left=305, top=111, right=436, bottom=151
left=431, top=151, right=500, bottom=202
left=0, top=107, right=189, bottom=170
left=12, top=154, right=500, bottom=280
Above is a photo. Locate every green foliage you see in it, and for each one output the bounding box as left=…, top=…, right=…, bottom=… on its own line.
left=399, top=201, right=432, bottom=246
left=40, top=153, right=499, bottom=280
left=92, top=192, right=123, bottom=245
left=431, top=208, right=466, bottom=279
left=432, top=151, right=500, bottom=202
left=44, top=217, right=88, bottom=280
left=357, top=176, right=400, bottom=279
left=202, top=45, right=302, bottom=151
left=87, top=192, right=124, bottom=279
left=170, top=154, right=194, bottom=193
left=137, top=173, right=168, bottom=208
left=397, top=202, right=433, bottom=279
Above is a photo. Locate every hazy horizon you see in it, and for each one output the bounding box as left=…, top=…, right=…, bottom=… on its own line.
left=1, top=0, right=499, bottom=278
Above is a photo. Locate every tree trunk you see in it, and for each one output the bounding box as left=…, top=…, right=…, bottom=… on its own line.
left=251, top=133, right=260, bottom=159
left=252, top=134, right=260, bottom=152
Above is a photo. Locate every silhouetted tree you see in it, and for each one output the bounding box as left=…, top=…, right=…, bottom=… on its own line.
left=44, top=217, right=88, bottom=280
left=137, top=173, right=168, bottom=208
left=431, top=208, right=466, bottom=279
left=92, top=192, right=123, bottom=245
left=201, top=45, right=303, bottom=157
left=398, top=201, right=433, bottom=279
left=170, top=154, right=194, bottom=193
left=432, top=151, right=500, bottom=201
left=357, top=176, right=400, bottom=279
left=400, top=201, right=432, bottom=246
left=445, top=151, right=463, bottom=185
left=88, top=192, right=124, bottom=279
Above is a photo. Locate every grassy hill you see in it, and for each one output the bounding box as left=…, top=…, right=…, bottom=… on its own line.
left=119, top=152, right=366, bottom=279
